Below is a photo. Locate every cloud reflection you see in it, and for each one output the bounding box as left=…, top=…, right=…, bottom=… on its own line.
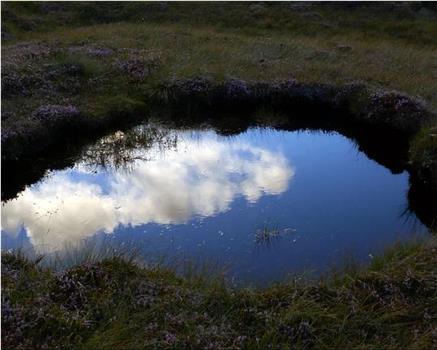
left=2, top=134, right=294, bottom=251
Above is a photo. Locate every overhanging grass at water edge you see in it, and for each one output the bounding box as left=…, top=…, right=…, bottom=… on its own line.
left=2, top=238, right=436, bottom=349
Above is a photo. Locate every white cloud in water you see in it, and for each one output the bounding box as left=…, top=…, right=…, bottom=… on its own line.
left=1, top=135, right=294, bottom=251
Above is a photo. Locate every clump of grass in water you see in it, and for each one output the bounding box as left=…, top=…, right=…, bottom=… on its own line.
left=38, top=238, right=230, bottom=286
left=38, top=238, right=142, bottom=271
left=254, top=224, right=298, bottom=245
left=254, top=224, right=281, bottom=244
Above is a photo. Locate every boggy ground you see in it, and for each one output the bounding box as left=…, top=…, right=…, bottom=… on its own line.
left=2, top=3, right=437, bottom=348
left=2, top=239, right=437, bottom=349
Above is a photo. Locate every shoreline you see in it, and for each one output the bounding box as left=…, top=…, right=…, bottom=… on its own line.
left=2, top=78, right=433, bottom=161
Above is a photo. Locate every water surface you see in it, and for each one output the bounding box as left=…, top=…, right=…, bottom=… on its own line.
left=1, top=126, right=427, bottom=284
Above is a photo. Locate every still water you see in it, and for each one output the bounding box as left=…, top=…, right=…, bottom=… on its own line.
left=1, top=126, right=427, bottom=284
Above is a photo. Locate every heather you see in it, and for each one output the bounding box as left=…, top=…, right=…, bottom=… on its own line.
left=2, top=239, right=436, bottom=349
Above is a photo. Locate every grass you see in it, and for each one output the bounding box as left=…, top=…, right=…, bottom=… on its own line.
left=410, top=126, right=437, bottom=183
left=2, top=3, right=436, bottom=167
left=254, top=224, right=290, bottom=245
left=2, top=3, right=437, bottom=122
left=2, top=4, right=436, bottom=173
left=2, top=238, right=436, bottom=349
left=3, top=2, right=437, bottom=44
left=3, top=20, right=437, bottom=106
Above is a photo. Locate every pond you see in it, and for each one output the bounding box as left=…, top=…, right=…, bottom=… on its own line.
left=1, top=124, right=428, bottom=285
